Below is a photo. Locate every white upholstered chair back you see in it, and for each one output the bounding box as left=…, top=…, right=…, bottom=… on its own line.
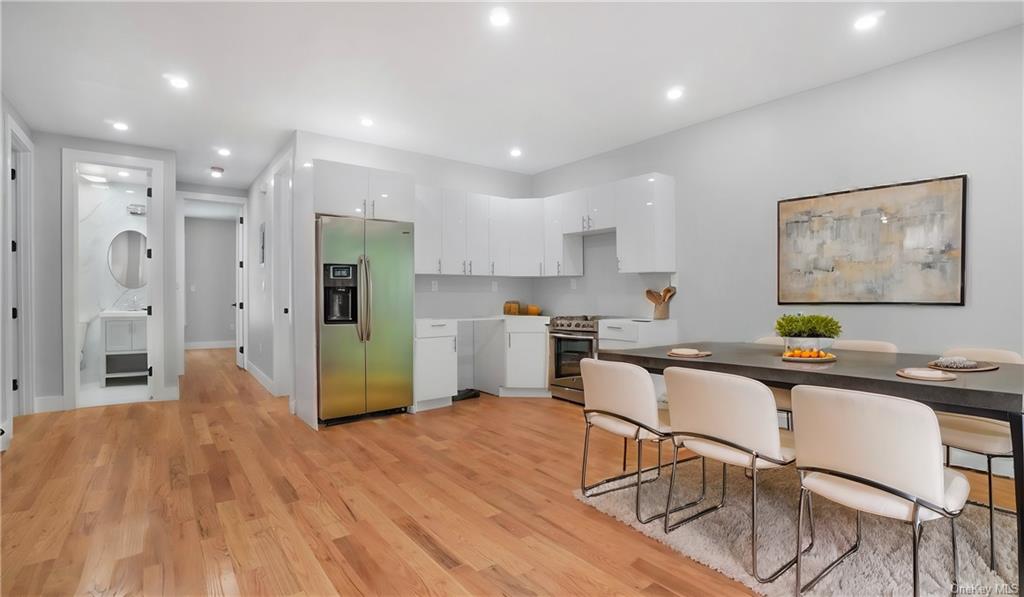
left=832, top=339, right=898, bottom=353
left=581, top=358, right=661, bottom=430
left=754, top=336, right=785, bottom=346
left=943, top=347, right=1024, bottom=365
left=664, top=367, right=784, bottom=461
left=792, top=385, right=946, bottom=508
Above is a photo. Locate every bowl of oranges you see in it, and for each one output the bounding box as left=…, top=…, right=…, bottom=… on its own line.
left=782, top=348, right=837, bottom=362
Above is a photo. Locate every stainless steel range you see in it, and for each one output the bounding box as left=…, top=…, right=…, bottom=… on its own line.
left=548, top=315, right=606, bottom=404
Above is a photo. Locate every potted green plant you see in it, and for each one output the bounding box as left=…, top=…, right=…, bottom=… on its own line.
left=774, top=313, right=842, bottom=353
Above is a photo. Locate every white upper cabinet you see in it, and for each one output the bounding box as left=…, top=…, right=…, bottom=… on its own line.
left=313, top=160, right=369, bottom=217
left=561, top=189, right=588, bottom=234
left=442, top=190, right=468, bottom=275
left=414, top=185, right=444, bottom=274
left=614, top=173, right=676, bottom=273
left=586, top=184, right=615, bottom=231
left=368, top=169, right=414, bottom=222
left=507, top=198, right=545, bottom=277
left=544, top=194, right=582, bottom=276
left=489, top=196, right=511, bottom=276
left=465, top=193, right=490, bottom=276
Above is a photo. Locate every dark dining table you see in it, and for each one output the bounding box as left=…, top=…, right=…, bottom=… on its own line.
left=598, top=341, right=1024, bottom=582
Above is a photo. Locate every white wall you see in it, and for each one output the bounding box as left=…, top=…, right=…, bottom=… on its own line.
left=246, top=173, right=275, bottom=382
left=31, top=132, right=178, bottom=402
left=532, top=27, right=1023, bottom=354
left=184, top=217, right=236, bottom=347
left=290, top=130, right=534, bottom=427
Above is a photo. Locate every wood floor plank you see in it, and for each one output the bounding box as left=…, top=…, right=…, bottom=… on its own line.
left=4, top=347, right=1010, bottom=595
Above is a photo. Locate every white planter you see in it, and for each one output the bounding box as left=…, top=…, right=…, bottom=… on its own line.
left=784, top=337, right=835, bottom=352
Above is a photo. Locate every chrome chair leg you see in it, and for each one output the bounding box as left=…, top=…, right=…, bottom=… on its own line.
left=751, top=465, right=814, bottom=583
left=663, top=446, right=709, bottom=533
left=581, top=423, right=665, bottom=499
left=987, top=455, right=995, bottom=569
left=622, top=437, right=628, bottom=472
left=797, top=503, right=861, bottom=594
left=912, top=505, right=923, bottom=597
left=951, top=516, right=959, bottom=594
left=665, top=461, right=728, bottom=532
left=635, top=439, right=669, bottom=523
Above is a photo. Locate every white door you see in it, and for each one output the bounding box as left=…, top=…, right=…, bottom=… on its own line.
left=505, top=332, right=547, bottom=388
left=465, top=193, right=490, bottom=276
left=508, top=198, right=544, bottom=277
left=235, top=213, right=246, bottom=368
left=441, top=190, right=468, bottom=275
left=587, top=184, right=615, bottom=231
left=368, top=169, right=414, bottom=222
left=414, top=185, right=444, bottom=274
left=414, top=336, right=458, bottom=402
left=4, top=160, right=21, bottom=421
left=312, top=161, right=368, bottom=218
left=488, top=196, right=511, bottom=276
left=543, top=195, right=564, bottom=276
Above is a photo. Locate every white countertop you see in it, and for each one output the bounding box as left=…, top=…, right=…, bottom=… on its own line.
left=98, top=309, right=148, bottom=319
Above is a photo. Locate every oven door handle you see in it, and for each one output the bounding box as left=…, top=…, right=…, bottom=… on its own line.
left=549, top=333, right=598, bottom=343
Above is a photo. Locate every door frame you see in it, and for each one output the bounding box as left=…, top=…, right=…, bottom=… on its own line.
left=174, top=190, right=248, bottom=371
left=62, top=149, right=166, bottom=411
left=2, top=115, right=34, bottom=446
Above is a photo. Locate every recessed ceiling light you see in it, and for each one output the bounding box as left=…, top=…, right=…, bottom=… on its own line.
left=489, top=7, right=510, bottom=27
left=360, top=117, right=374, bottom=127
left=853, top=11, right=884, bottom=31
left=92, top=184, right=110, bottom=190
left=126, top=190, right=135, bottom=194
left=355, top=207, right=363, bottom=213
left=112, top=121, right=129, bottom=131
left=81, top=174, right=108, bottom=183
left=381, top=193, right=389, bottom=198
left=666, top=86, right=684, bottom=101
left=217, top=148, right=231, bottom=157
left=210, top=166, right=224, bottom=179
left=509, top=147, right=522, bottom=158
left=162, top=73, right=189, bottom=89
left=646, top=201, right=654, bottom=206
left=118, top=171, right=130, bottom=177
left=647, top=177, right=656, bottom=182
left=302, top=162, right=313, bottom=168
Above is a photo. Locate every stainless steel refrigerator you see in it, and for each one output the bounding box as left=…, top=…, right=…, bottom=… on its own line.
left=316, top=214, right=414, bottom=421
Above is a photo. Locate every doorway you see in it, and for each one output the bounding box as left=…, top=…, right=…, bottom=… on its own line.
left=61, top=149, right=165, bottom=411
left=183, top=200, right=242, bottom=355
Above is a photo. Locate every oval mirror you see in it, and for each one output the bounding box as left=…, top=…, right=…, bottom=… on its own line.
left=107, top=230, right=148, bottom=289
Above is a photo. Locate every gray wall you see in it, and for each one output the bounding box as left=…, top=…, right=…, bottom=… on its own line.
left=30, top=132, right=179, bottom=399
left=184, top=217, right=236, bottom=345
left=246, top=179, right=275, bottom=379
left=532, top=27, right=1023, bottom=354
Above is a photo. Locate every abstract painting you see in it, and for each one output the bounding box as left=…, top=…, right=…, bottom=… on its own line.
left=778, top=175, right=966, bottom=305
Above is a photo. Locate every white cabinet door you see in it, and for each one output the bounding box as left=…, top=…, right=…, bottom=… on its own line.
left=414, top=185, right=444, bottom=274
left=441, top=190, right=468, bottom=275
left=312, top=160, right=368, bottom=218
left=586, top=184, right=615, bottom=231
left=414, top=336, right=458, bottom=402
left=368, top=169, right=414, bottom=222
left=131, top=320, right=147, bottom=351
left=465, top=193, right=490, bottom=276
left=543, top=195, right=565, bottom=277
left=488, top=196, right=511, bottom=276
left=507, top=198, right=545, bottom=277
left=105, top=320, right=133, bottom=352
left=614, top=175, right=656, bottom=273
left=505, top=332, right=547, bottom=388
left=561, top=189, right=588, bottom=234
left=649, top=174, right=677, bottom=272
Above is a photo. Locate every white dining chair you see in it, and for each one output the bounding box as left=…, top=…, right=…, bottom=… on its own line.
left=663, top=367, right=813, bottom=583
left=754, top=336, right=794, bottom=427
left=935, top=347, right=1024, bottom=569
left=831, top=339, right=898, bottom=352
left=792, top=385, right=968, bottom=596
left=580, top=358, right=673, bottom=523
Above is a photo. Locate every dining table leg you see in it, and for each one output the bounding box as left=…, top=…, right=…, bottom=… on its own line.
left=1009, top=412, right=1024, bottom=587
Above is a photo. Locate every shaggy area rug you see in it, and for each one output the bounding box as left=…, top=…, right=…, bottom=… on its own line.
left=575, top=460, right=1018, bottom=596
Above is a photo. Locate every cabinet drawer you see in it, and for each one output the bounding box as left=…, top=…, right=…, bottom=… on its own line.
left=415, top=319, right=458, bottom=338
left=599, top=320, right=639, bottom=342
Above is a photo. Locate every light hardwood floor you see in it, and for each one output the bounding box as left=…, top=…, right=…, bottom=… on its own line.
left=2, top=348, right=1015, bottom=596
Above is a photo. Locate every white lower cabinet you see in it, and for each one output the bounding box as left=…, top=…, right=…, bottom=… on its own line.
left=413, top=320, right=459, bottom=412
left=101, top=314, right=148, bottom=387
left=505, top=332, right=547, bottom=389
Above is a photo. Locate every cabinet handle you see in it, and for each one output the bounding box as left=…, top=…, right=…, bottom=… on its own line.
left=557, top=261, right=561, bottom=275
left=453, top=336, right=457, bottom=352
left=608, top=325, right=623, bottom=330
left=581, top=215, right=585, bottom=231
left=372, top=200, right=376, bottom=218
left=539, top=262, right=543, bottom=276
left=469, top=261, right=473, bottom=275
left=587, top=215, right=593, bottom=229
left=508, top=333, right=511, bottom=348
left=438, top=258, right=442, bottom=273
left=491, top=261, right=495, bottom=275
left=430, top=323, right=448, bottom=327
left=462, top=260, right=467, bottom=275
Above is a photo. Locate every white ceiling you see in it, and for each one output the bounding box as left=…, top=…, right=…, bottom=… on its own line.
left=183, top=199, right=242, bottom=221
left=3, top=3, right=1021, bottom=189
left=78, top=162, right=150, bottom=186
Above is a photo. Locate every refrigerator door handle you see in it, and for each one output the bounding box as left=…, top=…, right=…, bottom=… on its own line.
left=356, top=255, right=366, bottom=342
left=363, top=255, right=373, bottom=342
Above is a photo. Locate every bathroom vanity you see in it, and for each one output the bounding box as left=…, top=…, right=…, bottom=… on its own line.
left=99, top=310, right=148, bottom=387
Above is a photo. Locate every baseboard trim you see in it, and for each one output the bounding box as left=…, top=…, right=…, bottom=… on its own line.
left=498, top=387, right=552, bottom=398
left=248, top=363, right=274, bottom=394
left=35, top=395, right=64, bottom=413
left=410, top=396, right=453, bottom=413
left=185, top=340, right=235, bottom=350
